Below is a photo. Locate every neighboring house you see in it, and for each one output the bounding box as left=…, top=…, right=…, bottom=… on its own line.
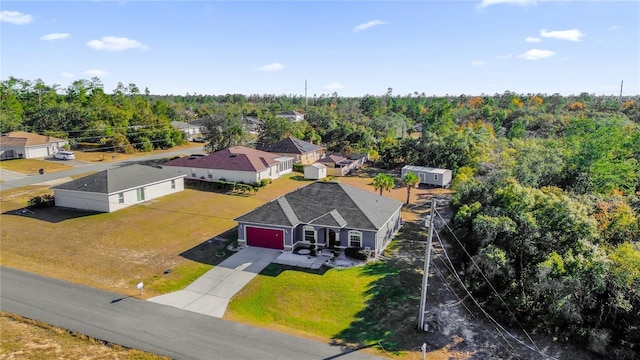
left=243, top=116, right=264, bottom=134
left=0, top=131, right=68, bottom=160
left=401, top=165, right=453, bottom=188
left=162, top=146, right=294, bottom=184
left=257, top=137, right=326, bottom=165
left=276, top=110, right=304, bottom=122
left=234, top=181, right=403, bottom=257
left=316, top=153, right=366, bottom=177
left=171, top=121, right=202, bottom=138
left=52, top=164, right=186, bottom=213
left=304, top=163, right=327, bottom=180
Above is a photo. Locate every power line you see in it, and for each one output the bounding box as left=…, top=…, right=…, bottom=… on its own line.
left=434, top=208, right=542, bottom=352
left=432, top=219, right=557, bottom=359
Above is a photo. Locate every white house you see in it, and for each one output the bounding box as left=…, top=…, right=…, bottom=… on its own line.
left=170, top=121, right=203, bottom=138
left=304, top=163, right=327, bottom=180
left=162, top=146, right=293, bottom=184
left=0, top=131, right=68, bottom=160
left=276, top=110, right=305, bottom=122
left=52, top=164, right=186, bottom=213
left=401, top=165, right=453, bottom=188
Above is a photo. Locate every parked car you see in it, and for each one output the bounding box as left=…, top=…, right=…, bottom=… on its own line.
left=192, top=136, right=206, bottom=143
left=54, top=151, right=75, bottom=160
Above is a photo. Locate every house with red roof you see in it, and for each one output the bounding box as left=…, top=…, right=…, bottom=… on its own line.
left=162, top=146, right=294, bottom=184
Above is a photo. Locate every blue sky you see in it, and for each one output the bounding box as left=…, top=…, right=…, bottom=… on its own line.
left=1, top=1, right=638, bottom=97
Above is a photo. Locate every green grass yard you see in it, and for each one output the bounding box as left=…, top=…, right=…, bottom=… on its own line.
left=226, top=264, right=380, bottom=340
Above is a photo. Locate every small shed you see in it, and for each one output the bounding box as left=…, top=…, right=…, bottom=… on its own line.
left=401, top=165, right=452, bottom=188
left=304, top=163, right=327, bottom=180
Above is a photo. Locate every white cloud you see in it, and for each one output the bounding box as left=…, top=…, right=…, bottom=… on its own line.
left=609, top=25, right=620, bottom=31
left=87, top=36, right=148, bottom=51
left=0, top=10, right=33, bottom=25
left=478, top=0, right=536, bottom=9
left=61, top=72, right=75, bottom=79
left=526, top=36, right=541, bottom=43
left=518, top=49, right=555, bottom=60
left=540, top=29, right=585, bottom=42
left=258, top=63, right=284, bottom=72
left=471, top=60, right=485, bottom=67
left=353, top=20, right=387, bottom=33
left=323, top=82, right=344, bottom=90
left=41, top=33, right=70, bottom=41
left=496, top=54, right=512, bottom=60
left=84, top=69, right=108, bottom=77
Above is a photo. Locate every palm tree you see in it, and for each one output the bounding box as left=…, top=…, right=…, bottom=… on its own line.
left=372, top=173, right=394, bottom=196
left=403, top=172, right=420, bottom=204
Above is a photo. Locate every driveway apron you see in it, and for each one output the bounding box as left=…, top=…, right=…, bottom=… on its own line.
left=148, top=247, right=280, bottom=318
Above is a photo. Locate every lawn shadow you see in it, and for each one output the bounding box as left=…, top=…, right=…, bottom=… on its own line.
left=2, top=207, right=100, bottom=223
left=179, top=228, right=239, bottom=266
left=290, top=175, right=315, bottom=182
left=259, top=263, right=330, bottom=277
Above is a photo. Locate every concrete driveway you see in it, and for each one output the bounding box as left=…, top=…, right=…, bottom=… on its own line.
left=148, top=246, right=281, bottom=318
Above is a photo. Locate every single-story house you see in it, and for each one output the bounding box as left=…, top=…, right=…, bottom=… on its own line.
left=0, top=131, right=68, bottom=160
left=401, top=165, right=453, bottom=188
left=234, top=181, right=403, bottom=257
left=316, top=154, right=365, bottom=177
left=276, top=110, right=304, bottom=122
left=243, top=116, right=264, bottom=134
left=52, top=164, right=186, bottom=213
left=162, top=146, right=293, bottom=184
left=257, top=136, right=326, bottom=165
left=171, top=121, right=203, bottom=137
left=304, top=163, right=327, bottom=180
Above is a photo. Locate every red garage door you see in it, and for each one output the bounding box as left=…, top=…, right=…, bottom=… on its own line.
left=246, top=227, right=284, bottom=250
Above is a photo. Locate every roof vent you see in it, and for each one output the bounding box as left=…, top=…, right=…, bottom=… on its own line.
left=229, top=154, right=238, bottom=158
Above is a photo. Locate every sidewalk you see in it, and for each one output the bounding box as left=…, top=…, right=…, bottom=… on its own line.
left=148, top=247, right=281, bottom=318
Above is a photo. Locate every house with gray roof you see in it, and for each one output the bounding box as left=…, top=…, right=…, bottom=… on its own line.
left=233, top=181, right=403, bottom=257
left=276, top=110, right=304, bottom=122
left=257, top=136, right=326, bottom=165
left=52, top=164, right=186, bottom=213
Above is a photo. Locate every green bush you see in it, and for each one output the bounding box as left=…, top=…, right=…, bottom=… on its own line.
left=345, top=247, right=368, bottom=261
left=28, top=194, right=55, bottom=209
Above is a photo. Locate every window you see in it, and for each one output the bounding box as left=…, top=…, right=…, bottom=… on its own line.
left=304, top=226, right=316, bottom=243
left=118, top=193, right=124, bottom=204
left=136, top=188, right=145, bottom=201
left=348, top=230, right=362, bottom=248
left=171, top=180, right=176, bottom=189
left=191, top=168, right=196, bottom=177
left=208, top=170, right=213, bottom=179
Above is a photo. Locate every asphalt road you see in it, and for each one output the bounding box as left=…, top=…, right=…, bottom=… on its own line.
left=0, top=267, right=381, bottom=360
left=0, top=147, right=201, bottom=192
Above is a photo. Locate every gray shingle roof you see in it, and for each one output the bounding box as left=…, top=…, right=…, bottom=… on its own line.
left=234, top=181, right=402, bottom=230
left=257, top=137, right=324, bottom=155
left=52, top=164, right=185, bottom=194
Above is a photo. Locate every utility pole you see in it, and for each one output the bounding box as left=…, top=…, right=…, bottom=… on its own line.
left=618, top=80, right=624, bottom=112
left=418, top=197, right=436, bottom=331
left=305, top=79, right=308, bottom=112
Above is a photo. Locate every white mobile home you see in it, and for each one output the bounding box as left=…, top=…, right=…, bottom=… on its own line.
left=401, top=165, right=452, bottom=188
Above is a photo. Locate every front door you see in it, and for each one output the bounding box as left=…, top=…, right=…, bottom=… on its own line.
left=328, top=229, right=336, bottom=248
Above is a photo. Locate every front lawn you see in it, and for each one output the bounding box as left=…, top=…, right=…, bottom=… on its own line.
left=0, top=173, right=308, bottom=297
left=226, top=264, right=381, bottom=340
left=0, top=158, right=73, bottom=174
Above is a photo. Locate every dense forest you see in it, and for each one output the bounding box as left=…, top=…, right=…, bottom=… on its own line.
left=2, top=77, right=639, bottom=357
